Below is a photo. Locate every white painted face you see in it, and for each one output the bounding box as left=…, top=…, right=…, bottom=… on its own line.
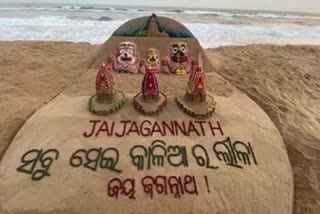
left=117, top=42, right=137, bottom=65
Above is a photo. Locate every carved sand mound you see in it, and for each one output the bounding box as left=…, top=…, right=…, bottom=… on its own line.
left=0, top=14, right=293, bottom=214
left=0, top=92, right=293, bottom=214
left=91, top=14, right=221, bottom=74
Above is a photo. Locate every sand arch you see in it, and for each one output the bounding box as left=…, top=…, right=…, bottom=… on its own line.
left=112, top=14, right=195, bottom=38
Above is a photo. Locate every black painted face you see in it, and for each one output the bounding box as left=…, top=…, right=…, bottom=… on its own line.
left=171, top=43, right=188, bottom=63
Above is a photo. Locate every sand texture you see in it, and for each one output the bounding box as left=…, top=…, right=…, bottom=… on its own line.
left=0, top=41, right=98, bottom=159
left=0, top=42, right=319, bottom=213
left=0, top=93, right=293, bottom=214
left=207, top=45, right=320, bottom=214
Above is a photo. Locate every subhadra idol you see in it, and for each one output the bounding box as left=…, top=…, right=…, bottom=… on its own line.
left=88, top=64, right=126, bottom=115
left=176, top=54, right=217, bottom=119
left=133, top=61, right=167, bottom=116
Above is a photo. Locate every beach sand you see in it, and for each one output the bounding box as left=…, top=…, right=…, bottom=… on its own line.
left=0, top=41, right=98, bottom=158
left=0, top=41, right=319, bottom=213
left=207, top=45, right=320, bottom=213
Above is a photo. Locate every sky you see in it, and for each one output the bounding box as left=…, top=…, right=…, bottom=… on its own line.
left=1, top=0, right=320, bottom=13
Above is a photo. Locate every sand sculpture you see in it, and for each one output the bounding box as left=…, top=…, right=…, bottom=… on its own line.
left=0, top=13, right=293, bottom=214
left=133, top=61, right=167, bottom=115
left=162, top=41, right=194, bottom=75
left=88, top=64, right=126, bottom=115
left=176, top=54, right=217, bottom=119
left=95, top=14, right=217, bottom=116
left=146, top=48, right=161, bottom=72
left=107, top=41, right=145, bottom=73
left=96, top=13, right=210, bottom=76
left=146, top=14, right=169, bottom=37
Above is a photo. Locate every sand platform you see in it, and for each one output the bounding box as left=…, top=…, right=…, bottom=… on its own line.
left=0, top=91, right=293, bottom=214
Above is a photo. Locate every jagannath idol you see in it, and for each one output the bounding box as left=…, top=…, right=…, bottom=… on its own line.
left=176, top=54, right=217, bottom=119
left=161, top=42, right=193, bottom=75
left=88, top=64, right=126, bottom=115
left=107, top=41, right=145, bottom=74
left=133, top=56, right=167, bottom=115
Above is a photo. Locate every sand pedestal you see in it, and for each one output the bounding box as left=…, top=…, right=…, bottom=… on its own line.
left=89, top=91, right=126, bottom=115
left=133, top=92, right=167, bottom=116
left=176, top=94, right=216, bottom=119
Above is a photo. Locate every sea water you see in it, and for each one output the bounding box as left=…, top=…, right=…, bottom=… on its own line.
left=0, top=3, right=320, bottom=48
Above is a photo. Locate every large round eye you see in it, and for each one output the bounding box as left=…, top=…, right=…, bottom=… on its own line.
left=120, top=49, right=125, bottom=54
left=180, top=47, right=186, bottom=53
left=128, top=49, right=134, bottom=54
left=172, top=47, right=179, bottom=53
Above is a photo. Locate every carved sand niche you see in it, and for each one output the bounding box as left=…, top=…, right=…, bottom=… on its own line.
left=0, top=14, right=293, bottom=214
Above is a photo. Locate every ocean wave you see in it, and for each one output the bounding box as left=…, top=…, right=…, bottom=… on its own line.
left=66, top=16, right=113, bottom=22
left=1, top=5, right=320, bottom=20
left=0, top=7, right=60, bottom=11
left=58, top=5, right=81, bottom=10
left=0, top=15, right=123, bottom=44
left=0, top=14, right=320, bottom=48
left=56, top=5, right=146, bottom=14
left=0, top=5, right=115, bottom=12
left=58, top=5, right=115, bottom=12
left=90, top=16, right=113, bottom=21
left=0, top=15, right=121, bottom=27
left=184, top=10, right=320, bottom=20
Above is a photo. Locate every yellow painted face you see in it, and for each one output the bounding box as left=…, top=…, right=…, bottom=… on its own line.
left=146, top=48, right=160, bottom=65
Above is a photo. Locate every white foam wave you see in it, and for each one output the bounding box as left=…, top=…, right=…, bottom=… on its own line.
left=0, top=16, right=320, bottom=47
left=185, top=23, right=320, bottom=47
left=0, top=16, right=123, bottom=44
left=184, top=10, right=320, bottom=20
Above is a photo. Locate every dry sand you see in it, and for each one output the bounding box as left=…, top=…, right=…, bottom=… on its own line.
left=0, top=42, right=319, bottom=213
left=207, top=45, right=320, bottom=214
left=0, top=41, right=98, bottom=159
